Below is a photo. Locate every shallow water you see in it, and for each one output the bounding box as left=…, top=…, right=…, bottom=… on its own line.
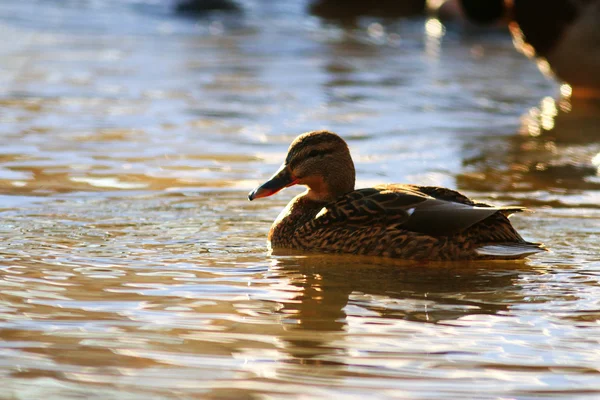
left=1, top=0, right=600, bottom=399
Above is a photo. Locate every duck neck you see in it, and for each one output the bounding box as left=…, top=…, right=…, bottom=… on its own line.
left=268, top=192, right=328, bottom=247
left=306, top=158, right=356, bottom=202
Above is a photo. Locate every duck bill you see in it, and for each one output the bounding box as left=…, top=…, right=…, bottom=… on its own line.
left=248, top=164, right=298, bottom=201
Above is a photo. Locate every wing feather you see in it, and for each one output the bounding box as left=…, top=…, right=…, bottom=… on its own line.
left=300, top=185, right=516, bottom=238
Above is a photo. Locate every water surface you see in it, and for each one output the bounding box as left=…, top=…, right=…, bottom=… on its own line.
left=1, top=1, right=600, bottom=398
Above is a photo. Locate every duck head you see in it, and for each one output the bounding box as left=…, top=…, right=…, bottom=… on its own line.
left=248, top=130, right=356, bottom=202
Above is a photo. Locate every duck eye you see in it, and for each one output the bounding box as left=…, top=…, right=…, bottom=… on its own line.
left=308, top=150, right=320, bottom=158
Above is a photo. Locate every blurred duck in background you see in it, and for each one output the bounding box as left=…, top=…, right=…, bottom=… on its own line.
left=511, top=0, right=600, bottom=100
left=309, top=0, right=426, bottom=22
left=174, top=0, right=241, bottom=15
left=431, top=1, right=600, bottom=199
left=435, top=1, right=600, bottom=197
left=433, top=0, right=509, bottom=25
left=432, top=0, right=600, bottom=99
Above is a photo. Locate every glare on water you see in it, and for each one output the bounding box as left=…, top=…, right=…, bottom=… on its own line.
left=1, top=1, right=600, bottom=399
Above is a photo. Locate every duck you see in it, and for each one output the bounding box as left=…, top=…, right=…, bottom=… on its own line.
left=432, top=0, right=600, bottom=99
left=509, top=0, right=600, bottom=99
left=309, top=0, right=426, bottom=22
left=248, top=130, right=546, bottom=261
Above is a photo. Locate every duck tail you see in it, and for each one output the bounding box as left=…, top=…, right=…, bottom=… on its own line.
left=496, top=206, right=528, bottom=217
left=475, top=242, right=547, bottom=259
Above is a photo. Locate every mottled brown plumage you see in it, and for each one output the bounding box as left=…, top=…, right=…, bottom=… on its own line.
left=249, top=131, right=546, bottom=261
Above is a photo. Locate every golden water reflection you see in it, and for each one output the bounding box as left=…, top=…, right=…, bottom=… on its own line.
left=1, top=189, right=600, bottom=398
left=1, top=1, right=600, bottom=398
left=0, top=242, right=561, bottom=397
left=458, top=96, right=600, bottom=198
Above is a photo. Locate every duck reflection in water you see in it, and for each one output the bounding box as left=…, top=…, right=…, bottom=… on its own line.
left=268, top=254, right=541, bottom=363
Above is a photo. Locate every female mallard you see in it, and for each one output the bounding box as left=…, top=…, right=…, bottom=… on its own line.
left=248, top=130, right=545, bottom=261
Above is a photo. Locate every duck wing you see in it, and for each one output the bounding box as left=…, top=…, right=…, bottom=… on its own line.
left=306, top=184, right=523, bottom=237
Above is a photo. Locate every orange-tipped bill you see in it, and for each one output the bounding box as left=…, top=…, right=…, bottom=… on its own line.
left=248, top=164, right=298, bottom=201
